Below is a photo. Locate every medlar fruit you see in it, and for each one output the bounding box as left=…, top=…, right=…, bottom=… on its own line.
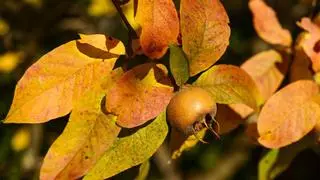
left=166, top=86, right=219, bottom=140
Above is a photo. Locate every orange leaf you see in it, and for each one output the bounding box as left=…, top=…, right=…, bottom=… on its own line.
left=249, top=0, right=292, bottom=47
left=106, top=63, right=173, bottom=128
left=40, top=86, right=120, bottom=180
left=241, top=50, right=284, bottom=101
left=136, top=0, right=179, bottom=59
left=297, top=17, right=320, bottom=72
left=258, top=80, right=320, bottom=148
left=180, top=0, right=230, bottom=76
left=4, top=34, right=125, bottom=124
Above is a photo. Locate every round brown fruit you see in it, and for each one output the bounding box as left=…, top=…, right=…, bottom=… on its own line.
left=166, top=86, right=218, bottom=137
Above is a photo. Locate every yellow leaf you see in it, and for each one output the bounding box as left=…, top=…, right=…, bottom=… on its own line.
left=0, top=52, right=22, bottom=73
left=5, top=34, right=124, bottom=124
left=84, top=110, right=168, bottom=180
left=40, top=84, right=121, bottom=180
left=194, top=65, right=262, bottom=110
left=11, top=128, right=31, bottom=152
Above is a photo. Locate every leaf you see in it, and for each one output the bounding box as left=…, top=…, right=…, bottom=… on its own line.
left=170, top=128, right=206, bottom=159
left=106, top=63, right=173, bottom=128
left=88, top=0, right=116, bottom=17
left=241, top=50, right=284, bottom=101
left=297, top=17, right=320, bottom=72
left=135, top=160, right=150, bottom=180
left=4, top=34, right=125, bottom=124
left=249, top=0, right=292, bottom=47
left=0, top=52, right=22, bottom=73
left=169, top=45, right=189, bottom=87
left=194, top=65, right=262, bottom=110
left=180, top=0, right=230, bottom=76
left=258, top=80, right=320, bottom=148
left=84, top=110, right=168, bottom=180
left=40, top=85, right=121, bottom=180
left=259, top=149, right=279, bottom=180
left=136, top=0, right=179, bottom=59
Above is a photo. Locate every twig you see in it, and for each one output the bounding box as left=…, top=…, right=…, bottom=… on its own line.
left=154, top=143, right=182, bottom=180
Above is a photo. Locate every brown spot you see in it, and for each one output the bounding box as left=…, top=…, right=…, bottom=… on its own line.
left=314, top=40, right=320, bottom=53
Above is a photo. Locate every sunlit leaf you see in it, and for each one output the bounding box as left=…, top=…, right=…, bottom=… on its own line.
left=136, top=0, right=179, bottom=59
left=241, top=50, right=283, bottom=101
left=84, top=110, right=168, bottom=180
left=40, top=85, right=121, bottom=180
left=258, top=80, right=320, bottom=148
left=4, top=34, right=124, bottom=124
left=259, top=149, right=279, bottom=180
left=194, top=65, right=262, bottom=110
left=180, top=0, right=230, bottom=76
left=0, top=52, right=22, bottom=73
left=135, top=160, right=150, bottom=180
left=297, top=17, right=320, bottom=72
left=249, top=0, right=292, bottom=47
left=169, top=45, right=189, bottom=87
left=106, top=63, right=173, bottom=128
left=170, top=128, right=206, bottom=159
left=11, top=127, right=30, bottom=152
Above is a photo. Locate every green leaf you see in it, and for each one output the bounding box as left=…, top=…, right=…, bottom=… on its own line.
left=84, top=110, right=168, bottom=180
left=259, top=149, right=279, bottom=180
left=169, top=45, right=189, bottom=87
left=40, top=84, right=121, bottom=180
left=194, top=65, right=262, bottom=110
left=135, top=160, right=150, bottom=180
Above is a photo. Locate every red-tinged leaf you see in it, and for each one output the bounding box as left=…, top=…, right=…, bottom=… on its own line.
left=258, top=80, right=320, bottom=148
left=136, top=0, right=179, bottom=59
left=106, top=63, right=173, bottom=128
left=229, top=103, right=254, bottom=119
left=84, top=110, right=168, bottom=180
left=241, top=50, right=284, bottom=101
left=40, top=85, right=121, bottom=180
left=194, top=65, right=263, bottom=110
left=249, top=0, right=292, bottom=47
left=297, top=17, right=320, bottom=72
left=4, top=34, right=125, bottom=124
left=180, top=0, right=230, bottom=76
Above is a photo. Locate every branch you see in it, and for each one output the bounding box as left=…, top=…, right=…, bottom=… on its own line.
left=111, top=0, right=138, bottom=58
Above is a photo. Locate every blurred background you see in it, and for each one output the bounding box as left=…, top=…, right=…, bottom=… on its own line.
left=1, top=0, right=320, bottom=179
